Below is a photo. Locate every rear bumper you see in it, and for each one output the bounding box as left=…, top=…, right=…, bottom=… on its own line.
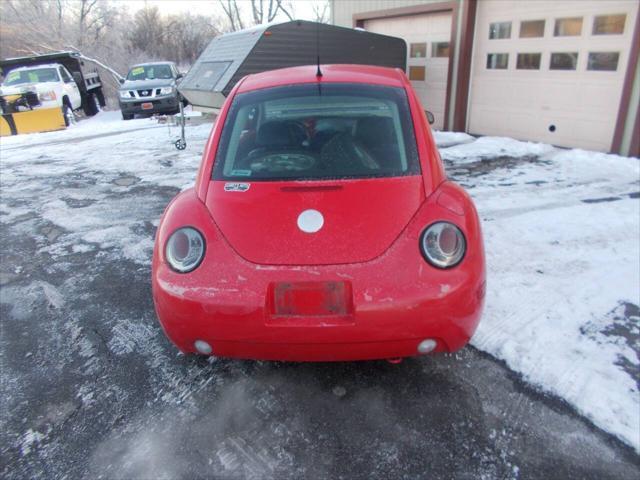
left=152, top=196, right=485, bottom=362
left=199, top=339, right=446, bottom=362
left=153, top=257, right=485, bottom=361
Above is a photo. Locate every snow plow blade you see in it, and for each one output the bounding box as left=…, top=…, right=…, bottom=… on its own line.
left=0, top=108, right=66, bottom=136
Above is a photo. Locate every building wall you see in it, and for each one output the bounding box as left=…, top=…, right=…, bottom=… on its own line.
left=331, top=0, right=467, bottom=131
left=332, top=0, right=448, bottom=27
left=330, top=0, right=639, bottom=155
left=360, top=10, right=454, bottom=129
left=467, top=0, right=638, bottom=152
left=619, top=64, right=639, bottom=155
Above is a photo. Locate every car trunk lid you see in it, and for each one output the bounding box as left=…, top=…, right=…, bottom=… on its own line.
left=205, top=176, right=424, bottom=265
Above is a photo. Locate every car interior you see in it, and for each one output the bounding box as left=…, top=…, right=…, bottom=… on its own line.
left=127, top=64, right=174, bottom=81
left=229, top=114, right=407, bottom=179
left=4, top=68, right=59, bottom=85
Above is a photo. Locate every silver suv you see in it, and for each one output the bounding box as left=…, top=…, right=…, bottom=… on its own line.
left=118, top=62, right=183, bottom=120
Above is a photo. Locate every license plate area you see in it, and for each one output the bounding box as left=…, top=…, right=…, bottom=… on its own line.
left=141, top=102, right=153, bottom=110
left=269, top=281, right=353, bottom=318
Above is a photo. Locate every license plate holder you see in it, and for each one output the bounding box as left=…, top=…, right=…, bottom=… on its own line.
left=141, top=102, right=153, bottom=110
left=271, top=281, right=352, bottom=317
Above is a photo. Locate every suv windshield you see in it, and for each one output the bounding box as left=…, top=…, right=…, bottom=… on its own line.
left=213, top=83, right=420, bottom=181
left=127, top=64, right=173, bottom=81
left=3, top=68, right=59, bottom=86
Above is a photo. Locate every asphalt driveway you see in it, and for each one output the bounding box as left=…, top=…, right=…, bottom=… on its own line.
left=1, top=114, right=638, bottom=479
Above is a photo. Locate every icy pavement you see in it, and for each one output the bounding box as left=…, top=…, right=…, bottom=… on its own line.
left=0, top=112, right=639, bottom=478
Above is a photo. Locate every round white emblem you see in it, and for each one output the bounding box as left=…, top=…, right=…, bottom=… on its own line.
left=297, top=209, right=324, bottom=233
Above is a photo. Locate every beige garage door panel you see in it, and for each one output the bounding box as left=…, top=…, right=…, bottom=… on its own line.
left=468, top=0, right=639, bottom=152
left=364, top=12, right=452, bottom=130
left=473, top=77, right=622, bottom=112
left=471, top=106, right=613, bottom=151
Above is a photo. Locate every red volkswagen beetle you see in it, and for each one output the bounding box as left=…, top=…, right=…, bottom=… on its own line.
left=152, top=64, right=485, bottom=362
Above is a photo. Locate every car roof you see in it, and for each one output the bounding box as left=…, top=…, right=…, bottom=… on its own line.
left=8, top=64, right=62, bottom=71
left=237, top=64, right=407, bottom=93
left=130, top=62, right=175, bottom=68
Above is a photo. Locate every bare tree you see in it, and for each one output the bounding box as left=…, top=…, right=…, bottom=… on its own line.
left=0, top=0, right=223, bottom=104
left=1, top=0, right=66, bottom=55
left=126, top=8, right=219, bottom=67
left=219, top=0, right=294, bottom=32
left=76, top=0, right=99, bottom=47
left=161, top=13, right=220, bottom=65
left=311, top=1, right=330, bottom=23
left=275, top=0, right=294, bottom=21
left=219, top=0, right=244, bottom=32
left=250, top=0, right=294, bottom=23
left=128, top=6, right=164, bottom=58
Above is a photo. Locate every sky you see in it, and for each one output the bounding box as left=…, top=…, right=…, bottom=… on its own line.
left=115, top=0, right=324, bottom=21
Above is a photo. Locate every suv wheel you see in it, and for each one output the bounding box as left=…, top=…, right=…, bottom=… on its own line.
left=62, top=103, right=75, bottom=127
left=83, top=94, right=100, bottom=116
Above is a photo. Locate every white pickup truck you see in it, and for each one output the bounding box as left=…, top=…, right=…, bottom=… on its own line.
left=1, top=63, right=84, bottom=125
left=0, top=52, right=105, bottom=129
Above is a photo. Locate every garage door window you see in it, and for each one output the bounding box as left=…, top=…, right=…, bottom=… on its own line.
left=432, top=42, right=450, bottom=58
left=520, top=20, right=545, bottom=38
left=409, top=66, right=426, bottom=81
left=517, top=53, right=542, bottom=70
left=410, top=43, right=427, bottom=58
left=489, top=22, right=511, bottom=39
left=554, top=17, right=583, bottom=36
left=487, top=53, right=509, bottom=69
left=550, top=52, right=578, bottom=70
left=587, top=52, right=620, bottom=71
left=592, top=14, right=626, bottom=35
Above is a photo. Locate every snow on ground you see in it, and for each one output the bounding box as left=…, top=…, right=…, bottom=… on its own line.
left=0, top=110, right=210, bottom=265
left=0, top=107, right=202, bottom=150
left=1, top=111, right=638, bottom=453
left=440, top=135, right=556, bottom=162
left=441, top=140, right=640, bottom=450
left=432, top=130, right=475, bottom=148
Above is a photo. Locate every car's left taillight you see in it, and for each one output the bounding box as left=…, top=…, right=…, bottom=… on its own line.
left=165, top=227, right=205, bottom=273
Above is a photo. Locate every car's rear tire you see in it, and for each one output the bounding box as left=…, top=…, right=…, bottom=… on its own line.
left=96, top=88, right=106, bottom=108
left=83, top=93, right=100, bottom=116
left=122, top=112, right=134, bottom=120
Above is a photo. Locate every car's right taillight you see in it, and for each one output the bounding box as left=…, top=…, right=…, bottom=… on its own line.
left=420, top=222, right=466, bottom=269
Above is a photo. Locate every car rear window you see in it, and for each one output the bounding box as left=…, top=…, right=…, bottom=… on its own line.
left=212, top=83, right=420, bottom=181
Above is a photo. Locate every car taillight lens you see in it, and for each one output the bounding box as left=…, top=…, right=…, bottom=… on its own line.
left=165, top=227, right=205, bottom=273
left=420, top=222, right=466, bottom=268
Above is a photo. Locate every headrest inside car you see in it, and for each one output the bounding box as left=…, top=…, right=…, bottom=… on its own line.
left=256, top=121, right=298, bottom=147
left=355, top=116, right=395, bottom=146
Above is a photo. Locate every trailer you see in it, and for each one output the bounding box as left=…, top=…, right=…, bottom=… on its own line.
left=0, top=51, right=106, bottom=136
left=179, top=20, right=406, bottom=112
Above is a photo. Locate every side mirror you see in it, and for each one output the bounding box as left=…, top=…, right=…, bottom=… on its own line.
left=425, top=110, right=435, bottom=125
left=176, top=73, right=184, bottom=80
left=119, top=78, right=125, bottom=84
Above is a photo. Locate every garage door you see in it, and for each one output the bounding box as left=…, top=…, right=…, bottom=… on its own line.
left=468, top=0, right=639, bottom=152
left=364, top=12, right=452, bottom=130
